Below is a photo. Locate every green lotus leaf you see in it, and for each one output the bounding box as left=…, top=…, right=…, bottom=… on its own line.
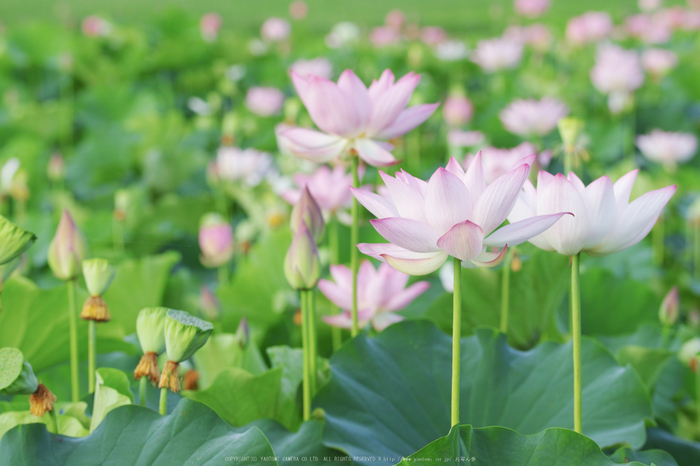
left=0, top=216, right=35, bottom=266
left=0, top=348, right=37, bottom=396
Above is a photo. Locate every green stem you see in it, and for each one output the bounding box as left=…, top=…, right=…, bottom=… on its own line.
left=350, top=156, right=360, bottom=337
left=49, top=409, right=58, bottom=434
left=500, top=250, right=512, bottom=334
left=451, top=257, right=461, bottom=427
left=113, top=218, right=124, bottom=253
left=564, top=147, right=573, bottom=175
left=653, top=215, right=665, bottom=267
left=88, top=320, right=96, bottom=394
left=67, top=279, right=79, bottom=403
left=139, top=377, right=147, bottom=407
left=159, top=387, right=168, bottom=415
left=661, top=325, right=671, bottom=349
left=307, top=289, right=317, bottom=395
left=300, top=291, right=311, bottom=421
left=694, top=223, right=700, bottom=280
left=571, top=253, right=582, bottom=434
left=218, top=264, right=229, bottom=286
left=329, top=217, right=342, bottom=352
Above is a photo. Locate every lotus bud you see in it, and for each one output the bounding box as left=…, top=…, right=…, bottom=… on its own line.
left=198, top=213, right=235, bottom=268
left=235, top=317, right=249, bottom=348
left=199, top=285, right=221, bottom=321
left=47, top=210, right=88, bottom=280
left=659, top=287, right=679, bottom=327
left=290, top=187, right=324, bottom=241
left=284, top=222, right=321, bottom=290
left=134, top=307, right=168, bottom=383
left=680, top=338, right=700, bottom=372
left=557, top=117, right=584, bottom=153
left=0, top=215, right=36, bottom=265
left=47, top=153, right=65, bottom=183
left=443, top=94, right=473, bottom=127
left=159, top=310, right=213, bottom=393
left=0, top=348, right=56, bottom=418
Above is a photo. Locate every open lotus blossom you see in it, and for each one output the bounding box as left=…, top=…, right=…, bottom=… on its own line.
left=420, top=27, right=447, bottom=45
left=447, top=130, right=485, bottom=148
left=277, top=69, right=439, bottom=167
left=200, top=13, right=222, bottom=42
left=503, top=24, right=552, bottom=52
left=385, top=10, right=405, bottom=30
left=508, top=170, right=676, bottom=256
left=199, top=213, right=235, bottom=268
left=289, top=1, right=308, bottom=19
left=215, top=147, right=273, bottom=186
left=261, top=17, right=290, bottom=42
left=320, top=261, right=430, bottom=331
left=590, top=45, right=644, bottom=95
left=499, top=97, right=569, bottom=137
left=443, top=96, right=473, bottom=127
left=639, top=0, right=663, bottom=12
left=281, top=165, right=358, bottom=223
left=471, top=37, right=523, bottom=72
left=370, top=26, right=401, bottom=47
left=290, top=57, right=333, bottom=79
left=433, top=40, right=469, bottom=62
left=325, top=22, right=360, bottom=49
left=636, top=129, right=698, bottom=166
left=82, top=15, right=111, bottom=37
left=353, top=154, right=569, bottom=275
left=641, top=48, right=678, bottom=77
left=245, top=87, right=284, bottom=117
left=463, top=142, right=550, bottom=184
left=626, top=14, right=672, bottom=43
left=566, top=12, right=613, bottom=44
left=514, top=0, right=551, bottom=18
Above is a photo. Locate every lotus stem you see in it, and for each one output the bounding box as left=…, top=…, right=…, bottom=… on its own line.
left=451, top=257, right=461, bottom=427
left=159, top=387, right=167, bottom=415
left=112, top=217, right=124, bottom=253
left=218, top=264, right=229, bottom=286
left=571, top=253, right=582, bottom=434
left=67, top=278, right=79, bottom=403
left=350, top=155, right=360, bottom=337
left=307, top=289, right=317, bottom=395
left=49, top=408, right=58, bottom=434
left=329, top=216, right=342, bottom=351
left=694, top=223, right=700, bottom=280
left=500, top=250, right=512, bottom=334
left=300, top=290, right=311, bottom=421
left=653, top=215, right=665, bottom=267
left=88, top=320, right=96, bottom=394
left=139, top=377, right=147, bottom=407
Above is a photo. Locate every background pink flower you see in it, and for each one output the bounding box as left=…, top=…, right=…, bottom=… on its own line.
left=246, top=87, right=285, bottom=116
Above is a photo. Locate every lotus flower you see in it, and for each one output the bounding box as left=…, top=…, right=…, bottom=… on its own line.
left=289, top=1, right=308, bottom=19
left=290, top=58, right=333, bottom=79
left=503, top=24, right=552, bottom=52
left=48, top=210, right=88, bottom=280
left=370, top=26, right=401, bottom=47
left=463, top=142, right=549, bottom=184
left=659, top=286, right=679, bottom=326
left=420, top=26, right=447, bottom=45
left=290, top=187, right=325, bottom=241
left=261, top=17, right=290, bottom=42
left=278, top=69, right=439, bottom=166
left=284, top=222, right=321, bottom=290
left=471, top=37, right=523, bottom=73
left=245, top=87, right=284, bottom=117
left=499, top=97, right=569, bottom=137
left=215, top=147, right=273, bottom=186
left=320, top=261, right=430, bottom=331
left=566, top=12, right=613, bottom=44
left=507, top=170, right=676, bottom=256
left=447, top=130, right=485, bottom=148
left=641, top=48, right=678, bottom=77
left=385, top=10, right=405, bottom=30
left=625, top=14, right=672, bottom=43
left=281, top=165, right=355, bottom=220
left=354, top=154, right=569, bottom=275
left=325, top=22, right=360, bottom=49
left=199, top=213, right=235, bottom=268
left=200, top=13, right=222, bottom=42
left=590, top=45, right=644, bottom=95
left=636, top=130, right=697, bottom=167
left=433, top=40, right=469, bottom=62
left=443, top=96, right=473, bottom=127
left=81, top=15, right=111, bottom=37
left=514, top=0, right=551, bottom=18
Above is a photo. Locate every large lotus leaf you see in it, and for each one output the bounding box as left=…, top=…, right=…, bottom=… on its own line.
left=89, top=368, right=133, bottom=432
left=192, top=333, right=268, bottom=389
left=314, top=321, right=652, bottom=466
left=644, top=428, right=700, bottom=466
left=0, top=402, right=90, bottom=440
left=0, top=398, right=276, bottom=465
left=0, top=215, right=35, bottom=265
left=398, top=425, right=676, bottom=466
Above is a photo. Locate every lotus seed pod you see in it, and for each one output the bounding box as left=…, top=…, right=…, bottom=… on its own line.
left=136, top=307, right=168, bottom=355
left=290, top=187, right=324, bottom=241
left=557, top=117, right=584, bottom=151
left=284, top=222, right=321, bottom=290
left=163, top=310, right=213, bottom=363
left=0, top=348, right=38, bottom=396
left=0, top=215, right=36, bottom=265
left=47, top=210, right=88, bottom=280
left=83, top=259, right=116, bottom=297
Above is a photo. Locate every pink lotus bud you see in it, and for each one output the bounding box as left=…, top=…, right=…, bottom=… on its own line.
left=47, top=153, right=65, bottom=183
left=235, top=317, right=249, bottom=347
left=514, top=0, right=551, bottom=18
left=48, top=210, right=88, bottom=280
left=447, top=130, right=485, bottom=148
left=443, top=96, right=473, bottom=127
left=200, top=13, right=222, bottom=42
left=590, top=45, right=644, bottom=95
left=566, top=12, right=613, bottom=44
left=385, top=10, right=405, bottom=30
left=198, top=213, right=234, bottom=268
left=641, top=48, right=678, bottom=77
left=420, top=26, right=447, bottom=46
left=289, top=1, right=308, bottom=20
left=199, top=285, right=221, bottom=321
left=471, top=37, right=523, bottom=72
left=290, top=187, right=324, bottom=241
left=659, top=287, right=679, bottom=326
left=245, top=87, right=284, bottom=117
left=284, top=222, right=320, bottom=290
left=81, top=15, right=111, bottom=37
left=370, top=26, right=401, bottom=48
left=261, top=17, right=290, bottom=42
left=639, top=0, right=663, bottom=11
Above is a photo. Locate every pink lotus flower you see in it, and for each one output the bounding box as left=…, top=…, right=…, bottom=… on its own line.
left=659, top=286, right=679, bottom=326
left=353, top=155, right=569, bottom=275
left=245, top=87, right=284, bottom=117
left=503, top=24, right=552, bottom=52
left=278, top=69, right=439, bottom=167
left=639, top=0, right=663, bottom=12
left=508, top=171, right=676, bottom=256
left=420, top=27, right=447, bottom=45
left=289, top=1, right=308, bottom=20
left=500, top=97, right=569, bottom=137
left=282, top=165, right=355, bottom=218
left=447, top=130, right=485, bottom=148
left=590, top=45, right=644, bottom=94
left=566, top=12, right=613, bottom=44
left=641, top=48, right=678, bottom=77
left=636, top=130, right=698, bottom=166
left=385, top=10, right=405, bottom=30
left=200, top=13, right=222, bottom=42
left=433, top=41, right=469, bottom=62
left=81, top=15, right=111, bottom=37
left=261, top=17, right=291, bottom=42
left=48, top=210, right=88, bottom=280
left=290, top=58, right=333, bottom=79
left=290, top=187, right=325, bottom=241
left=471, top=38, right=523, bottom=73
left=215, top=147, right=273, bottom=186
left=514, top=0, right=551, bottom=18
left=199, top=213, right=235, bottom=268
left=284, top=222, right=320, bottom=290
left=443, top=96, right=473, bottom=127
left=463, top=142, right=549, bottom=184
left=625, top=14, right=671, bottom=43
left=320, top=261, right=429, bottom=331
left=370, top=26, right=401, bottom=47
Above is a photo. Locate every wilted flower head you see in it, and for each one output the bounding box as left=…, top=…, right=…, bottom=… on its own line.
left=245, top=87, right=284, bottom=117
left=81, top=15, right=111, bottom=37
left=284, top=222, right=321, bottom=290
left=290, top=187, right=325, bottom=240
left=636, top=130, right=697, bottom=167
left=463, top=143, right=548, bottom=184
left=289, top=1, right=308, bottom=19
left=160, top=310, right=213, bottom=392
left=200, top=13, right=222, bottom=42
left=566, top=12, right=613, bottom=44
left=135, top=307, right=168, bottom=383
left=354, top=154, right=569, bottom=275
left=215, top=147, right=273, bottom=186
left=290, top=57, right=333, bottom=79
left=48, top=210, right=88, bottom=280
left=508, top=170, right=676, bottom=256
left=370, top=26, right=401, bottom=48
left=471, top=37, right=523, bottom=72
left=514, top=0, right=551, bottom=18
left=500, top=97, right=569, bottom=137
left=433, top=40, right=469, bottom=62
left=282, top=165, right=355, bottom=218
left=641, top=48, right=678, bottom=77
left=278, top=69, right=438, bottom=166
left=325, top=22, right=360, bottom=48
left=199, top=213, right=235, bottom=268
left=590, top=45, right=644, bottom=94
left=443, top=95, right=473, bottom=127
left=659, top=286, right=679, bottom=326
left=261, top=17, right=291, bottom=42
left=320, top=261, right=430, bottom=331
